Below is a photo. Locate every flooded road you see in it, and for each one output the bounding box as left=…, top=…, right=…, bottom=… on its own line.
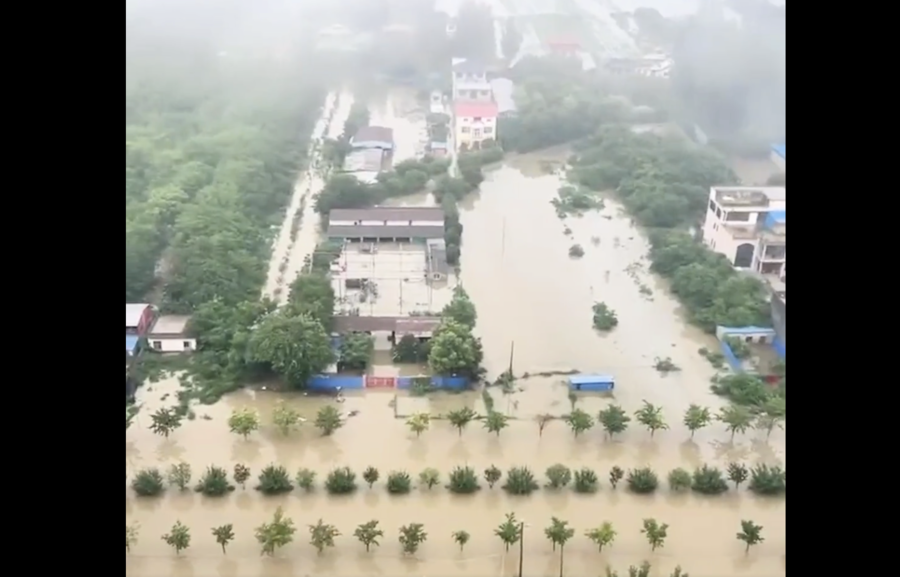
left=262, top=92, right=355, bottom=303
left=128, top=374, right=784, bottom=577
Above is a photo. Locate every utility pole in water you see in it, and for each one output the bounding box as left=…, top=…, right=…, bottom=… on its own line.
left=517, top=521, right=525, bottom=577
left=508, top=341, right=515, bottom=376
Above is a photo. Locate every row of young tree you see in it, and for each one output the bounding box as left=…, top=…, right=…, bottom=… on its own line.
left=132, top=395, right=784, bottom=445
left=130, top=460, right=785, bottom=498
left=128, top=509, right=766, bottom=566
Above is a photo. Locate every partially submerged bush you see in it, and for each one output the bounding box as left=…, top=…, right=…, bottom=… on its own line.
left=667, top=468, right=692, bottom=493
left=691, top=465, right=729, bottom=495
left=132, top=468, right=165, bottom=497
left=256, top=465, right=293, bottom=495
left=626, top=467, right=659, bottom=494
left=749, top=464, right=786, bottom=496
left=573, top=468, right=599, bottom=493
left=195, top=466, right=235, bottom=497
left=447, top=466, right=480, bottom=494
left=325, top=467, right=358, bottom=495
left=296, top=468, right=317, bottom=492
left=387, top=471, right=412, bottom=494
left=545, top=464, right=572, bottom=489
left=503, top=467, right=539, bottom=495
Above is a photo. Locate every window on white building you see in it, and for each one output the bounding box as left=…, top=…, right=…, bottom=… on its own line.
left=152, top=341, right=162, bottom=349
left=474, top=128, right=481, bottom=137
left=725, top=211, right=751, bottom=222
left=474, top=116, right=482, bottom=122
left=708, top=199, right=717, bottom=212
left=484, top=127, right=493, bottom=134
left=183, top=341, right=192, bottom=350
left=461, top=127, right=470, bottom=133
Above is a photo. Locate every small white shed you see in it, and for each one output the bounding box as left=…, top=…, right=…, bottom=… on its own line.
left=147, top=315, right=195, bottom=353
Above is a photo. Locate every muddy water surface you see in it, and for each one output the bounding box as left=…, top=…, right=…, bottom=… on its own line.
left=127, top=149, right=785, bottom=577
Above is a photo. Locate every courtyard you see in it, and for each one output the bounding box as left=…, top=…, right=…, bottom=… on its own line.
left=332, top=242, right=456, bottom=317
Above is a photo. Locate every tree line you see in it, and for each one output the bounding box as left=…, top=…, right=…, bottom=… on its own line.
left=131, top=396, right=785, bottom=444
left=128, top=508, right=766, bottom=573
left=129, top=458, right=784, bottom=499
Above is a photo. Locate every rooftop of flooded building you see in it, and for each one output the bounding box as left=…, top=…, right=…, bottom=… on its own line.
left=714, top=186, right=786, bottom=207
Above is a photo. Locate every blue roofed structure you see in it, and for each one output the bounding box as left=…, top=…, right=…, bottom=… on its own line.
left=771, top=144, right=786, bottom=171
left=568, top=374, right=615, bottom=392
left=764, top=210, right=785, bottom=229
left=126, top=335, right=140, bottom=356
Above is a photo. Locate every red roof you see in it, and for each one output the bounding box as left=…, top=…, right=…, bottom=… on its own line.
left=454, top=101, right=498, bottom=119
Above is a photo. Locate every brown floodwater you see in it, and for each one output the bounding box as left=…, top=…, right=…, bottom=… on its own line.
left=127, top=148, right=785, bottom=576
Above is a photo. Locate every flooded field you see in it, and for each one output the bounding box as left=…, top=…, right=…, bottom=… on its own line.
left=128, top=137, right=784, bottom=576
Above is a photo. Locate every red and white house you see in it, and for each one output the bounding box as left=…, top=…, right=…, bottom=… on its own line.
left=126, top=303, right=155, bottom=335
left=453, top=100, right=498, bottom=151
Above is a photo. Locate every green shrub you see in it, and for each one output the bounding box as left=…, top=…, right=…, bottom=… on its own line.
left=626, top=467, right=659, bottom=494
left=132, top=468, right=165, bottom=497
left=503, top=467, right=539, bottom=495
left=748, top=464, right=786, bottom=496
left=446, top=466, right=480, bottom=494
left=256, top=465, right=293, bottom=495
left=386, top=471, right=412, bottom=494
left=691, top=465, right=729, bottom=495
left=195, top=466, right=235, bottom=496
left=325, top=467, right=358, bottom=495
left=296, top=468, right=317, bottom=491
left=573, top=468, right=599, bottom=493
left=667, top=468, right=692, bottom=493
left=545, top=464, right=572, bottom=489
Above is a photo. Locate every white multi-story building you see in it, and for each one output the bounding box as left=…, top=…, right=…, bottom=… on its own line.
left=451, top=59, right=492, bottom=101
left=702, top=186, right=786, bottom=280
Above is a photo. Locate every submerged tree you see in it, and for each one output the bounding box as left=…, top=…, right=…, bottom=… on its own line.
left=406, top=412, right=431, bottom=437
left=726, top=462, right=749, bottom=489
left=585, top=522, right=617, bottom=553
left=718, top=405, right=754, bottom=440
left=682, top=404, right=712, bottom=438
left=736, top=520, right=764, bottom=553
left=483, top=465, right=502, bottom=488
left=483, top=411, right=510, bottom=436
left=447, top=407, right=477, bottom=436
left=255, top=507, right=296, bottom=556
left=233, top=464, right=251, bottom=489
left=126, top=524, right=139, bottom=553
left=536, top=413, right=554, bottom=436
left=362, top=466, right=380, bottom=488
left=162, top=521, right=191, bottom=555
left=598, top=405, right=631, bottom=438
left=755, top=396, right=786, bottom=439
left=641, top=518, right=668, bottom=551
left=452, top=530, right=471, bottom=551
left=272, top=400, right=301, bottom=435
left=419, top=467, right=441, bottom=489
left=228, top=407, right=260, bottom=439
left=308, top=519, right=340, bottom=554
left=565, top=408, right=594, bottom=437
left=149, top=408, right=182, bottom=438
left=495, top=513, right=522, bottom=551
left=315, top=405, right=343, bottom=436
left=354, top=520, right=384, bottom=552
left=398, top=523, right=428, bottom=555
left=634, top=401, right=668, bottom=438
left=609, top=466, right=625, bottom=489
left=545, top=517, right=575, bottom=577
left=211, top=524, right=235, bottom=554
left=167, top=462, right=192, bottom=491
